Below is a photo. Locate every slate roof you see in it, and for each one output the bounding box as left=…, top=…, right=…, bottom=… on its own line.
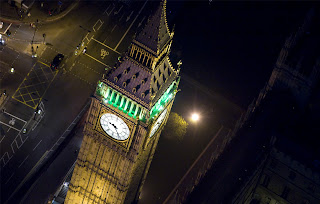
left=150, top=56, right=178, bottom=104
left=135, top=0, right=171, bottom=55
left=103, top=0, right=178, bottom=109
left=104, top=55, right=178, bottom=109
left=105, top=58, right=152, bottom=107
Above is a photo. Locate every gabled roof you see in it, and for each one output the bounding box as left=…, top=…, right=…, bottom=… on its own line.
left=104, top=56, right=178, bottom=109
left=103, top=1, right=178, bottom=109
left=105, top=58, right=152, bottom=108
left=134, top=0, right=172, bottom=55
left=150, top=56, right=178, bottom=105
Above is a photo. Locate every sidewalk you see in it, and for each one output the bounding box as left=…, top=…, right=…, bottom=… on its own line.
left=0, top=0, right=79, bottom=25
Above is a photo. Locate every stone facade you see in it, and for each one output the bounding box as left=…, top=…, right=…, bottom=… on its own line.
left=65, top=1, right=180, bottom=203
left=234, top=148, right=320, bottom=204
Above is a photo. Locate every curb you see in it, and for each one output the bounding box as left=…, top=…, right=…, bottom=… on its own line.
left=44, top=0, right=79, bottom=23
left=0, top=0, right=79, bottom=25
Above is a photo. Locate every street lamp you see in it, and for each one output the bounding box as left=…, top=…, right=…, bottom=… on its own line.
left=31, top=19, right=38, bottom=56
left=78, top=25, right=91, bottom=51
left=191, top=113, right=200, bottom=122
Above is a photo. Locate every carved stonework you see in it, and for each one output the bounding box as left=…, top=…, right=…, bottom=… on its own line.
left=65, top=1, right=180, bottom=203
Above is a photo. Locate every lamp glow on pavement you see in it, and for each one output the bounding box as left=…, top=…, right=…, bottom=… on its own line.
left=191, top=113, right=200, bottom=122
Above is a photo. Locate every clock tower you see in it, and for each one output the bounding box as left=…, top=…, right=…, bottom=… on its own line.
left=65, top=1, right=180, bottom=203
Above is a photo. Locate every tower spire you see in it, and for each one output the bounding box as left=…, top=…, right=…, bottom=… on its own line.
left=134, top=0, right=173, bottom=55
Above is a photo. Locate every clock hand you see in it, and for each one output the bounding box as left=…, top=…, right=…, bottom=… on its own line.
left=111, top=123, right=120, bottom=136
left=108, top=122, right=117, bottom=132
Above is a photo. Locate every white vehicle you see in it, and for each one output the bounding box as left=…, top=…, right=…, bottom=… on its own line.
left=0, top=22, right=3, bottom=29
left=0, top=34, right=5, bottom=45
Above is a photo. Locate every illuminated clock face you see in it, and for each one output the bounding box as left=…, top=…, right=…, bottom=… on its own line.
left=149, top=109, right=168, bottom=138
left=100, top=113, right=130, bottom=141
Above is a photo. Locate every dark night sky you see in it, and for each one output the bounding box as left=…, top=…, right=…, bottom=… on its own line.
left=140, top=1, right=317, bottom=203
left=166, top=0, right=313, bottom=108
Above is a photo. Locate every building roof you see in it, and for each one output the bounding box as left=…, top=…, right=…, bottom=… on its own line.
left=103, top=0, right=178, bottom=109
left=105, top=57, right=152, bottom=107
left=105, top=56, right=178, bottom=109
left=134, top=0, right=172, bottom=55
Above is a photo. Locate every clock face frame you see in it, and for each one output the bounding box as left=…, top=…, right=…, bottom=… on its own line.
left=100, top=113, right=130, bottom=141
left=149, top=109, right=168, bottom=138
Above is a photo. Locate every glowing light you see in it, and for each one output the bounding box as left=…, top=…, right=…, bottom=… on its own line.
left=191, top=113, right=200, bottom=122
left=98, top=81, right=102, bottom=88
left=150, top=81, right=177, bottom=118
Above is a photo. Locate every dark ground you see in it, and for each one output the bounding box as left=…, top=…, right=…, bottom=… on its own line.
left=140, top=1, right=316, bottom=203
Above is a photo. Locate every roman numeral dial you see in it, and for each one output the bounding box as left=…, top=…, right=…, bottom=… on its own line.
left=100, top=113, right=130, bottom=141
left=149, top=108, right=168, bottom=138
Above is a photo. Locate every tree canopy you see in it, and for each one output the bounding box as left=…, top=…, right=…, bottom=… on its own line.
left=162, top=112, right=188, bottom=142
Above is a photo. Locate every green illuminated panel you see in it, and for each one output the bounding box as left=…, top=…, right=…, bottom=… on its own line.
left=150, top=81, right=177, bottom=119
left=95, top=81, right=147, bottom=122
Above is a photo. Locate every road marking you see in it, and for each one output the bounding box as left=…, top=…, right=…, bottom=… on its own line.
left=12, top=61, right=58, bottom=109
left=39, top=46, right=47, bottom=57
left=107, top=5, right=115, bottom=16
left=83, top=32, right=91, bottom=43
left=5, top=173, right=14, bottom=185
left=114, top=0, right=148, bottom=50
left=119, top=13, right=124, bottom=21
left=101, top=49, right=109, bottom=59
left=69, top=73, right=94, bottom=86
left=48, top=101, right=90, bottom=154
left=84, top=53, right=108, bottom=67
left=114, top=5, right=123, bottom=15
left=46, top=46, right=66, bottom=56
left=7, top=151, right=49, bottom=201
left=93, top=19, right=104, bottom=32
left=138, top=16, right=146, bottom=27
left=11, top=140, right=17, bottom=154
left=0, top=152, right=13, bottom=168
left=0, top=121, right=20, bottom=132
left=126, top=11, right=134, bottom=22
left=103, top=36, right=109, bottom=44
left=18, top=155, right=29, bottom=168
left=92, top=38, right=120, bottom=54
left=14, top=134, right=24, bottom=148
left=12, top=97, right=34, bottom=109
left=34, top=61, right=50, bottom=82
left=31, top=112, right=45, bottom=131
left=111, top=25, right=117, bottom=33
left=103, top=4, right=111, bottom=14
left=33, top=140, right=42, bottom=151
left=11, top=52, right=20, bottom=68
left=3, top=110, right=27, bottom=123
left=78, top=62, right=102, bottom=74
left=0, top=23, right=12, bottom=35
left=0, top=135, right=5, bottom=144
left=38, top=60, right=50, bottom=67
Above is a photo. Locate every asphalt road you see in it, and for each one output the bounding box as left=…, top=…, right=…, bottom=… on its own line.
left=0, top=0, right=153, bottom=202
left=1, top=1, right=247, bottom=204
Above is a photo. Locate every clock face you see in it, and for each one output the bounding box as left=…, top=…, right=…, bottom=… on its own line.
left=100, top=113, right=130, bottom=141
left=149, top=109, right=168, bottom=138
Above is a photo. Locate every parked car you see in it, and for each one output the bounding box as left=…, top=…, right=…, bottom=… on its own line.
left=50, top=54, right=64, bottom=70
left=0, top=34, right=5, bottom=45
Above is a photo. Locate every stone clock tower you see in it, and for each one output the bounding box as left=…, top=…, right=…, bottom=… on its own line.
left=65, top=1, right=180, bottom=203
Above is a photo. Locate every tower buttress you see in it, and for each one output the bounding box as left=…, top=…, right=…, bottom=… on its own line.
left=65, top=1, right=181, bottom=203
